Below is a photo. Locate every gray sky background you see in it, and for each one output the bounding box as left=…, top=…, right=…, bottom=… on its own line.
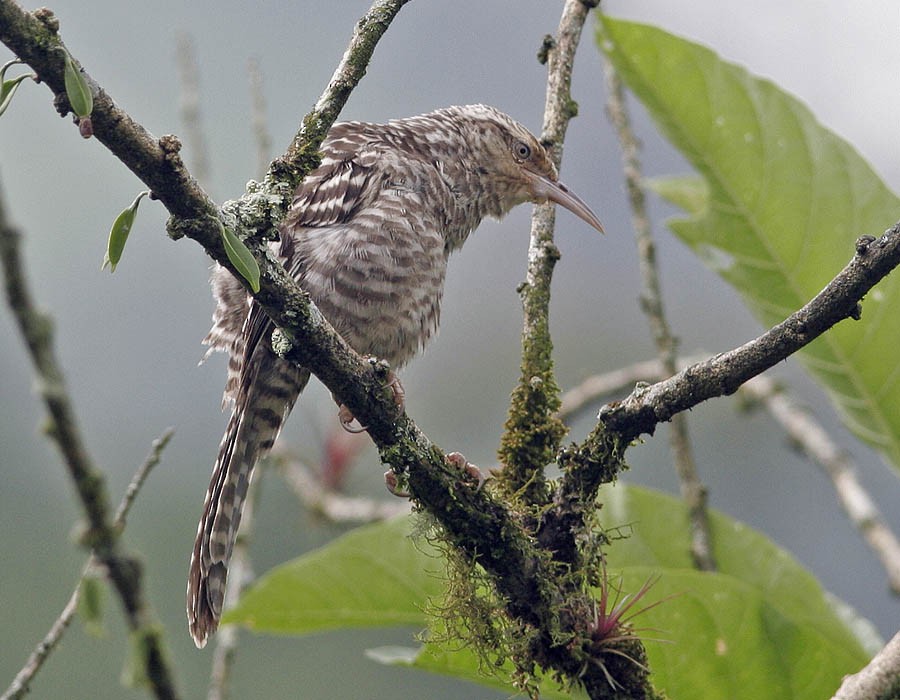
left=2, top=2, right=899, bottom=698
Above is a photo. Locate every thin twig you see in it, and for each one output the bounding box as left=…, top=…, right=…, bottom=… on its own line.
left=603, top=55, right=715, bottom=571
left=0, top=180, right=180, bottom=700
left=558, top=358, right=667, bottom=422
left=1, top=428, right=175, bottom=700
left=831, top=631, right=900, bottom=700
left=247, top=57, right=272, bottom=180
left=597, top=230, right=900, bottom=442
left=561, top=359, right=900, bottom=592
left=175, top=32, right=211, bottom=189
left=114, top=429, right=176, bottom=527
left=274, top=450, right=410, bottom=523
left=741, top=375, right=900, bottom=593
left=1, top=571, right=82, bottom=700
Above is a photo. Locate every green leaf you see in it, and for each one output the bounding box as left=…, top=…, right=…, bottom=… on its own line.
left=219, top=222, right=261, bottom=293
left=644, top=175, right=708, bottom=217
left=223, top=517, right=443, bottom=633
left=77, top=572, right=107, bottom=638
left=0, top=73, right=31, bottom=118
left=599, top=17, right=900, bottom=471
left=63, top=52, right=92, bottom=117
left=226, top=487, right=873, bottom=697
left=102, top=191, right=148, bottom=272
left=597, top=486, right=875, bottom=698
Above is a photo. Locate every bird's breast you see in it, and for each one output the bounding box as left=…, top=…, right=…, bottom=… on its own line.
left=287, top=217, right=449, bottom=368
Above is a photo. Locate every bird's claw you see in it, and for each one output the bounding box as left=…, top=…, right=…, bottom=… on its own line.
left=338, top=404, right=368, bottom=433
left=446, top=451, right=488, bottom=491
left=383, top=369, right=406, bottom=413
left=337, top=362, right=406, bottom=433
left=384, top=469, right=410, bottom=498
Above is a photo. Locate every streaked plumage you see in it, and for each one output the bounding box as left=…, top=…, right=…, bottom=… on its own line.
left=187, top=104, right=604, bottom=647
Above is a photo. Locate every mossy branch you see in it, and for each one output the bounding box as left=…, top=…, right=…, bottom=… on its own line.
left=496, top=0, right=593, bottom=505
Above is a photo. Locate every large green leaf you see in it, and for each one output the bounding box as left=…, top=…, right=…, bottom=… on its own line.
left=223, top=517, right=443, bottom=632
left=225, top=486, right=873, bottom=698
left=598, top=486, right=875, bottom=699
left=599, top=17, right=900, bottom=470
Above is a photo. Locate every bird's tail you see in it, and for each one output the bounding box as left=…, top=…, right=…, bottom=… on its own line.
left=187, top=363, right=309, bottom=648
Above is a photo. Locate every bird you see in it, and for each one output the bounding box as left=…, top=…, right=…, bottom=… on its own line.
left=187, top=104, right=605, bottom=648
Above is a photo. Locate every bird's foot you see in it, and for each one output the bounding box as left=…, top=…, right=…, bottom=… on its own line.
left=383, top=469, right=410, bottom=498
left=446, top=451, right=488, bottom=491
left=338, top=404, right=367, bottom=433
left=337, top=360, right=405, bottom=433
left=383, top=369, right=406, bottom=413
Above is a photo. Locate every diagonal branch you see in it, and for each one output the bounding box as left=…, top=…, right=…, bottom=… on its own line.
left=598, top=231, right=900, bottom=441
left=1, top=429, right=174, bottom=700
left=603, top=52, right=714, bottom=572
left=559, top=358, right=900, bottom=593
left=0, top=177, right=180, bottom=699
left=831, top=631, right=900, bottom=700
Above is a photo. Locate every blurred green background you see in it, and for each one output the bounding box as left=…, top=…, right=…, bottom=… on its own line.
left=2, top=1, right=899, bottom=697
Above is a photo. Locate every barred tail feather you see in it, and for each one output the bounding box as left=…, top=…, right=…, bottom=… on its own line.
left=187, top=361, right=309, bottom=648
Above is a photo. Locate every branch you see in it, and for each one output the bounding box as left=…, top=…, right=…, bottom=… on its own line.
left=740, top=375, right=900, bottom=593
left=247, top=56, right=272, bottom=180
left=597, top=230, right=900, bottom=441
left=497, top=0, right=593, bottom=504
left=560, top=359, right=900, bottom=593
left=175, top=32, right=211, bottom=188
left=0, top=176, right=180, bottom=699
left=558, top=358, right=667, bottom=422
left=275, top=450, right=410, bottom=522
left=831, top=631, right=900, bottom=700
left=0, top=428, right=175, bottom=700
left=602, top=54, right=714, bottom=571
left=269, top=0, right=415, bottom=189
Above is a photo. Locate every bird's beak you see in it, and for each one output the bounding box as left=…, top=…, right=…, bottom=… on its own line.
left=526, top=171, right=605, bottom=234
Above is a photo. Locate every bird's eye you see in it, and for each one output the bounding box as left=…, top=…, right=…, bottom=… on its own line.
left=514, top=141, right=532, bottom=161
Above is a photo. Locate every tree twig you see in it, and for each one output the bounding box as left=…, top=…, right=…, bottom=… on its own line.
left=741, top=375, right=900, bottom=593
left=0, top=177, right=180, bottom=700
left=831, top=631, right=900, bottom=700
left=114, top=429, right=176, bottom=527
left=175, top=32, right=211, bottom=189
left=0, top=423, right=175, bottom=700
left=596, top=231, right=900, bottom=442
left=497, top=0, right=594, bottom=504
left=274, top=449, right=410, bottom=523
left=2, top=428, right=174, bottom=700
left=558, top=358, right=668, bottom=422
left=560, top=359, right=900, bottom=593
left=603, top=55, right=714, bottom=571
left=247, top=56, right=271, bottom=180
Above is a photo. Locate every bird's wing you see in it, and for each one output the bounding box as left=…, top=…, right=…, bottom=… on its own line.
left=285, top=126, right=383, bottom=228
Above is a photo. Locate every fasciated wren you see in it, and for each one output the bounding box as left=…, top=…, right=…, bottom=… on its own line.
left=188, top=104, right=604, bottom=647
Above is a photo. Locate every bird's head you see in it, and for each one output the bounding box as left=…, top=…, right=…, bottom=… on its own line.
left=456, top=104, right=604, bottom=233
